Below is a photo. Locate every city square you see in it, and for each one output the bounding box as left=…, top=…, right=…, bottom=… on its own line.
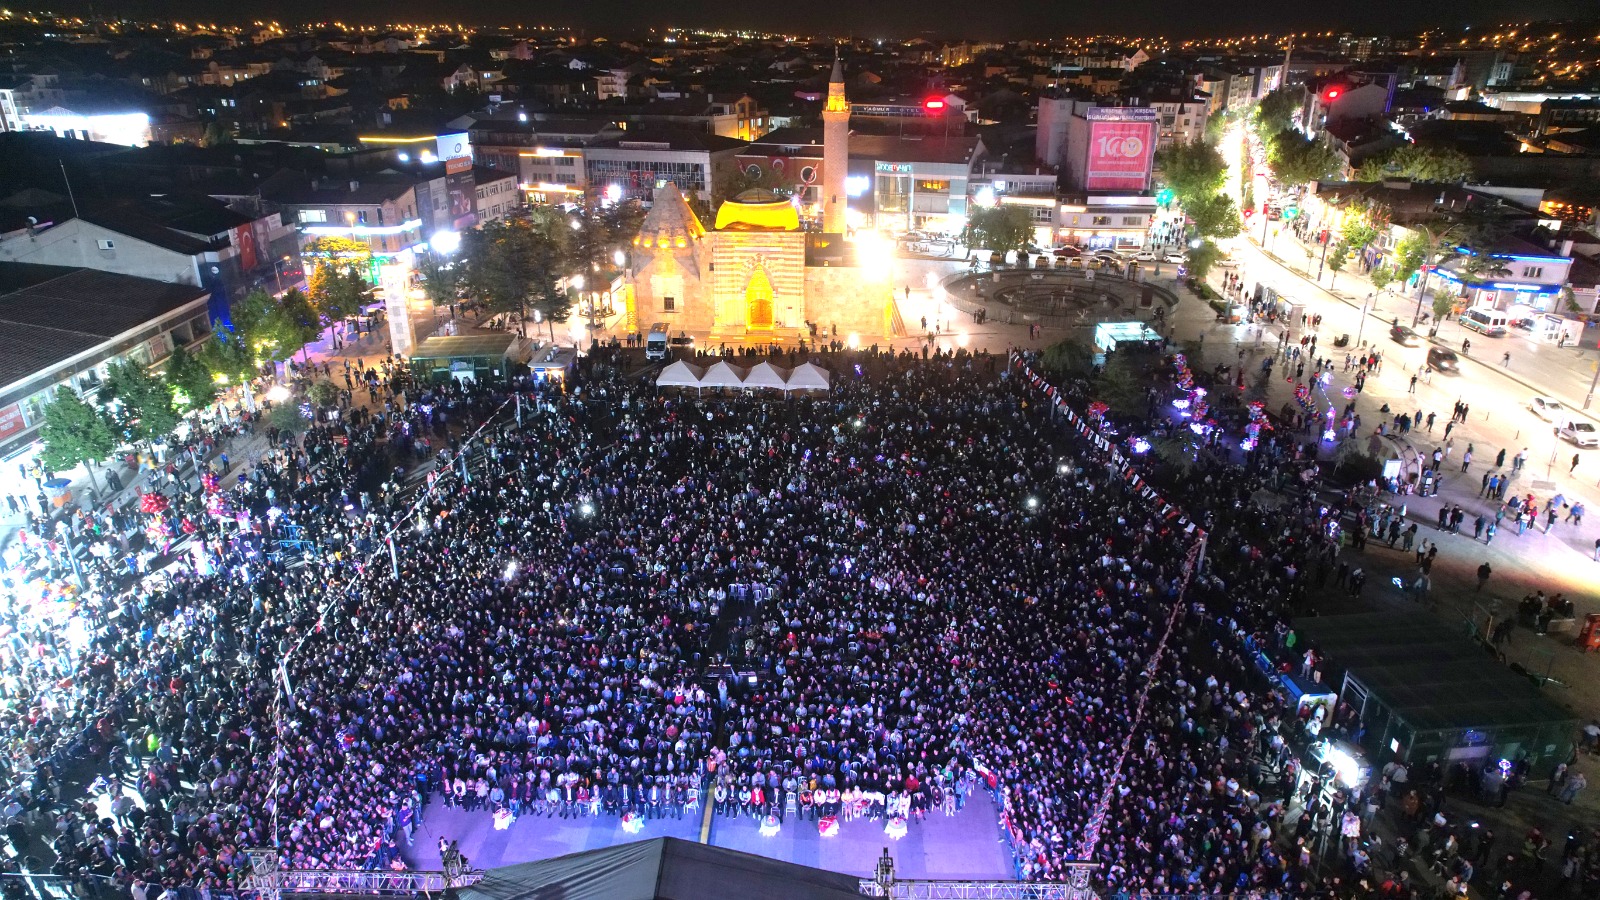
left=0, top=6, right=1599, bottom=900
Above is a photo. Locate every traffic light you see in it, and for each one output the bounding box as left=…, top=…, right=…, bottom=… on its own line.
left=1322, top=87, right=1343, bottom=102
left=923, top=99, right=945, bottom=111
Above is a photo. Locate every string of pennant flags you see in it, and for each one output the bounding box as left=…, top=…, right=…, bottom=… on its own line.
left=1008, top=350, right=1209, bottom=866
left=1010, top=352, right=1201, bottom=536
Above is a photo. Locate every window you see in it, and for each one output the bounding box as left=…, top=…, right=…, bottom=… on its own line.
left=298, top=209, right=327, bottom=223
left=1091, top=215, right=1112, bottom=226
left=1122, top=216, right=1144, bottom=226
left=357, top=211, right=368, bottom=225
left=1522, top=265, right=1543, bottom=279
left=663, top=296, right=675, bottom=311
left=917, top=179, right=950, bottom=193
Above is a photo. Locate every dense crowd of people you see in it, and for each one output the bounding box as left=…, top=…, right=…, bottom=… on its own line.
left=0, top=343, right=1592, bottom=900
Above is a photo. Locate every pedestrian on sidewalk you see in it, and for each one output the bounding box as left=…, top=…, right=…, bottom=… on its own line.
left=1513, top=448, right=1527, bottom=472
left=1502, top=351, right=1511, bottom=367
left=1547, top=506, right=1560, bottom=532
left=1461, top=446, right=1473, bottom=472
left=1557, top=771, right=1586, bottom=804
left=1572, top=453, right=1580, bottom=476
left=1474, top=515, right=1486, bottom=540
left=1481, top=472, right=1494, bottom=496
left=1567, top=501, right=1585, bottom=525
left=1486, top=522, right=1497, bottom=544
left=1409, top=374, right=1417, bottom=393
left=1426, top=412, right=1436, bottom=432
left=1476, top=562, right=1492, bottom=591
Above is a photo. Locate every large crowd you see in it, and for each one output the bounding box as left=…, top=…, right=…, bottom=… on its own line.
left=0, top=343, right=1591, bottom=900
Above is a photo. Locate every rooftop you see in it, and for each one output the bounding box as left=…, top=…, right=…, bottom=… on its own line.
left=0, top=263, right=210, bottom=389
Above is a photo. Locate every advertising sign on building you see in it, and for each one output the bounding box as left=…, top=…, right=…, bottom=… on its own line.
left=0, top=403, right=27, bottom=443
left=1085, top=108, right=1158, bottom=192
left=436, top=132, right=477, bottom=229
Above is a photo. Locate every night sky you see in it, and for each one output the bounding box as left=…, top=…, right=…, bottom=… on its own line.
left=82, top=0, right=1573, bottom=39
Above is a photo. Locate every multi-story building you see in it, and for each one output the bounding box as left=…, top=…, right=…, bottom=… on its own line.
left=0, top=263, right=211, bottom=464
left=0, top=194, right=293, bottom=323
left=263, top=172, right=428, bottom=264
left=583, top=131, right=748, bottom=204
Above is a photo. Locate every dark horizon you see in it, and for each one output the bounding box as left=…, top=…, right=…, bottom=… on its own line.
left=30, top=1, right=1586, bottom=41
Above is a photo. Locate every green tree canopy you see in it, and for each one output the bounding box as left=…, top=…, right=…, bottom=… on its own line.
left=1186, top=239, right=1224, bottom=280
left=1368, top=264, right=1396, bottom=293
left=1253, top=89, right=1301, bottom=138
left=960, top=205, right=1034, bottom=257
left=415, top=250, right=461, bottom=307
left=1156, top=139, right=1227, bottom=207
left=100, top=359, right=179, bottom=444
left=307, top=264, right=372, bottom=325
left=1354, top=144, right=1473, bottom=183
left=1266, top=129, right=1341, bottom=187
left=164, top=345, right=217, bottom=412
left=461, top=210, right=575, bottom=340
left=197, top=325, right=259, bottom=387
left=232, top=288, right=322, bottom=364
left=1187, top=193, right=1243, bottom=240
left=1326, top=240, right=1351, bottom=288
left=38, top=386, right=117, bottom=487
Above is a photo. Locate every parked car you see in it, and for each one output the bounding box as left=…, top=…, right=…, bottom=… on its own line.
left=1511, top=317, right=1535, bottom=331
left=1389, top=325, right=1420, bottom=346
left=1163, top=253, right=1186, bottom=264
left=1427, top=346, right=1460, bottom=373
left=1133, top=251, right=1158, bottom=262
left=1215, top=257, right=1238, bottom=269
left=1053, top=246, right=1083, bottom=258
left=1530, top=396, right=1567, bottom=421
left=1558, top=418, right=1600, bottom=447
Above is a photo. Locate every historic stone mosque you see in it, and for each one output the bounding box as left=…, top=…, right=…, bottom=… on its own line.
left=623, top=58, right=897, bottom=344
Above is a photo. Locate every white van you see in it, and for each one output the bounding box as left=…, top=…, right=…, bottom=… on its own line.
left=1460, top=307, right=1509, bottom=337
left=645, top=323, right=671, bottom=360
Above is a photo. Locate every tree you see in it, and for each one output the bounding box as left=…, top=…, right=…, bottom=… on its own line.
left=1252, top=89, right=1300, bottom=139
left=232, top=288, right=322, bottom=365
left=164, top=345, right=217, bottom=412
left=197, top=326, right=259, bottom=388
left=100, top=359, right=180, bottom=445
left=1266, top=129, right=1340, bottom=187
left=460, top=211, right=574, bottom=340
left=1155, top=139, right=1227, bottom=207
left=1326, top=240, right=1351, bottom=289
left=1354, top=145, right=1473, bottom=183
left=307, top=264, right=372, bottom=326
left=1187, top=193, right=1243, bottom=240
left=1393, top=222, right=1461, bottom=326
left=960, top=205, right=1033, bottom=258
left=1430, top=293, right=1457, bottom=334
left=303, top=236, right=374, bottom=327
left=1186, top=239, right=1224, bottom=281
left=415, top=250, right=461, bottom=307
left=37, top=387, right=117, bottom=491
left=1368, top=264, right=1396, bottom=294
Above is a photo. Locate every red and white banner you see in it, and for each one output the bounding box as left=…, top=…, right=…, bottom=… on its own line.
left=1085, top=119, right=1156, bottom=192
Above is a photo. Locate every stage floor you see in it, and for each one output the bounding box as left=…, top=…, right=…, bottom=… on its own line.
left=401, top=791, right=1016, bottom=882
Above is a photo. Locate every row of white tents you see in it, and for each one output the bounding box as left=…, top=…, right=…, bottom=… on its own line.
left=656, top=360, right=832, bottom=392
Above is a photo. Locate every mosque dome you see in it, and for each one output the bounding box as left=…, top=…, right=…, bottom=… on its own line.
left=713, top=190, right=801, bottom=232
